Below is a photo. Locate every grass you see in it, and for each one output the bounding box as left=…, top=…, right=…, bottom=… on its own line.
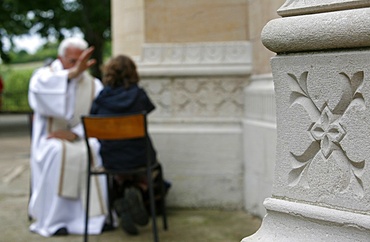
left=0, top=62, right=38, bottom=112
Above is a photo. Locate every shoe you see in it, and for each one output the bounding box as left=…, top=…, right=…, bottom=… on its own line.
left=124, top=187, right=149, bottom=226
left=102, top=223, right=115, bottom=232
left=53, top=227, right=68, bottom=236
left=164, top=180, right=172, bottom=194
left=113, top=198, right=124, bottom=216
left=120, top=211, right=139, bottom=235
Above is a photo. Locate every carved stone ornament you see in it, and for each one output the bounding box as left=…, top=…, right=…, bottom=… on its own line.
left=245, top=1, right=370, bottom=241
left=287, top=71, right=365, bottom=198
left=137, top=42, right=251, bottom=118
left=272, top=51, right=370, bottom=213
left=141, top=77, right=247, bottom=118
left=242, top=50, right=370, bottom=242
left=138, top=42, right=252, bottom=76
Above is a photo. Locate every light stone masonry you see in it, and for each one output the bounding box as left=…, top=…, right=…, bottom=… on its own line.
left=137, top=42, right=251, bottom=209
left=111, top=0, right=282, bottom=218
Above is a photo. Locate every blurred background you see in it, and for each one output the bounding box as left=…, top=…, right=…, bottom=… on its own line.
left=0, top=1, right=286, bottom=239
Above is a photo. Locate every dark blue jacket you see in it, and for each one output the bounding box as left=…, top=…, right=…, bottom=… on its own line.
left=90, top=84, right=156, bottom=170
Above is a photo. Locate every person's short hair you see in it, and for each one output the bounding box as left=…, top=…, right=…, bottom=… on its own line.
left=58, top=37, right=88, bottom=57
left=103, top=55, right=139, bottom=89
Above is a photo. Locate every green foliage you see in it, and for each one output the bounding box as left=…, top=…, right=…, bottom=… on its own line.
left=9, top=43, right=58, bottom=64
left=103, top=41, right=112, bottom=61
left=0, top=0, right=33, bottom=62
left=0, top=67, right=33, bottom=112
left=1, top=0, right=111, bottom=79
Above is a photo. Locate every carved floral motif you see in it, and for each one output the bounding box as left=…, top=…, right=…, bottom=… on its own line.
left=310, top=106, right=345, bottom=159
left=287, top=71, right=366, bottom=197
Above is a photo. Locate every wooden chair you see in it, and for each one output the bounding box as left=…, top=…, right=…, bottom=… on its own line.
left=81, top=112, right=168, bottom=242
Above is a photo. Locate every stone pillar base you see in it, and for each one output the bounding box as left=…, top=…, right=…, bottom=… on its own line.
left=244, top=1, right=370, bottom=241
left=242, top=198, right=370, bottom=242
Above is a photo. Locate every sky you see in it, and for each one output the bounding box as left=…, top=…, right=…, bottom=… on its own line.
left=2, top=34, right=45, bottom=54
left=6, top=29, right=83, bottom=54
left=13, top=35, right=46, bottom=54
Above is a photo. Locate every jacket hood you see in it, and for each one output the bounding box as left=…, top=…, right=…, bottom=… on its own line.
left=94, top=85, right=140, bottom=112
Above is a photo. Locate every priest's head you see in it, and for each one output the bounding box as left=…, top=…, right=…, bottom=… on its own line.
left=58, top=37, right=88, bottom=69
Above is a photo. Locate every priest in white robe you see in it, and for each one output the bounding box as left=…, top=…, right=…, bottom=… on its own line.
left=28, top=37, right=108, bottom=237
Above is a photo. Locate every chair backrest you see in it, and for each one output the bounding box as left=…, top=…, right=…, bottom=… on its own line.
left=82, top=112, right=147, bottom=140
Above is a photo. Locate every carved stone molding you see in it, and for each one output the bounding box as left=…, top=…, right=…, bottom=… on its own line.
left=137, top=42, right=251, bottom=118
left=244, top=74, right=276, bottom=124
left=140, top=77, right=248, bottom=118
left=243, top=198, right=370, bottom=241
left=137, top=42, right=252, bottom=76
left=262, top=7, right=370, bottom=53
left=278, top=0, right=370, bottom=16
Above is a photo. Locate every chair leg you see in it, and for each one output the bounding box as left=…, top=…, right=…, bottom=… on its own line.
left=158, top=168, right=168, bottom=230
left=161, top=196, right=168, bottom=231
left=147, top=168, right=159, bottom=242
left=106, top=174, right=114, bottom=227
left=28, top=175, right=33, bottom=221
left=84, top=172, right=92, bottom=242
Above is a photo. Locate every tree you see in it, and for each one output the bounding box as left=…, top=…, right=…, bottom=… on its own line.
left=0, top=0, right=111, bottom=79
left=0, top=0, right=33, bottom=62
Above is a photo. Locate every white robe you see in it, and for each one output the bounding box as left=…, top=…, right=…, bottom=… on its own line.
left=28, top=59, right=107, bottom=237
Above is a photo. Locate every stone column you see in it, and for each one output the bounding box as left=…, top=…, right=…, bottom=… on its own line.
left=111, top=0, right=144, bottom=57
left=243, top=1, right=370, bottom=241
left=243, top=0, right=285, bottom=217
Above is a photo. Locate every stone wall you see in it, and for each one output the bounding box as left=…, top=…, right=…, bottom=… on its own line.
left=111, top=0, right=284, bottom=216
left=137, top=42, right=251, bottom=209
left=111, top=0, right=144, bottom=56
